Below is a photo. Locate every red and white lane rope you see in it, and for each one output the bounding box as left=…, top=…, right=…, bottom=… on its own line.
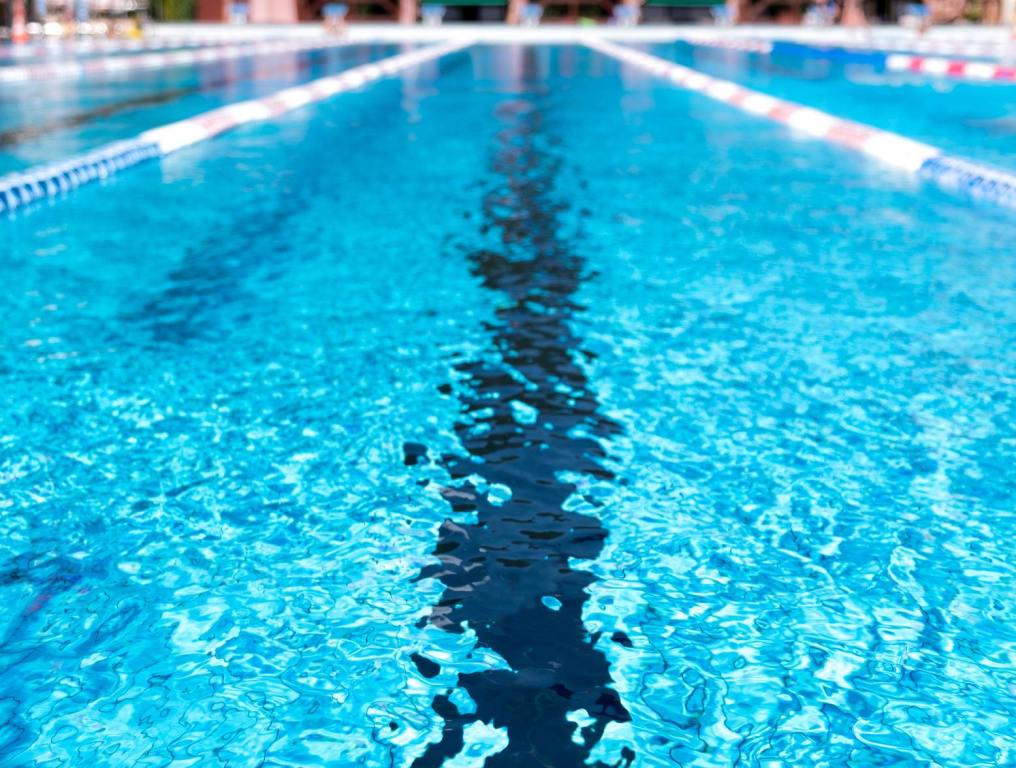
left=885, top=54, right=1016, bottom=82
left=0, top=36, right=348, bottom=84
left=0, top=40, right=471, bottom=215
left=583, top=38, right=1016, bottom=212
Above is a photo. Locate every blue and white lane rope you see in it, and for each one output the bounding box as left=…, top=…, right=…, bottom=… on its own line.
left=585, top=39, right=1016, bottom=213
left=0, top=140, right=161, bottom=214
left=0, top=40, right=471, bottom=216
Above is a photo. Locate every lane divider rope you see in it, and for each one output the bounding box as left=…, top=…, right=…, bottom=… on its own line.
left=584, top=38, right=1016, bottom=212
left=885, top=53, right=1016, bottom=81
left=0, top=36, right=351, bottom=84
left=0, top=40, right=471, bottom=216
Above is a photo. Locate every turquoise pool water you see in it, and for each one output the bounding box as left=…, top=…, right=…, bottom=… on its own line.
left=1, top=43, right=1014, bottom=767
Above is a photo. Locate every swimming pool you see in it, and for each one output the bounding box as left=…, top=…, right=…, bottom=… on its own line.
left=1, top=41, right=1014, bottom=767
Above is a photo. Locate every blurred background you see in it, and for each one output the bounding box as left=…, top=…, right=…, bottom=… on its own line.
left=1, top=0, right=1013, bottom=31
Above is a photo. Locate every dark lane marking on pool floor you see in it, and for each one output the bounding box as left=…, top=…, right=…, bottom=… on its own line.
left=409, top=56, right=634, bottom=768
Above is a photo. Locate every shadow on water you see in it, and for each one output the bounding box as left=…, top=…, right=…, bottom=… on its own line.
left=409, top=51, right=633, bottom=768
left=123, top=184, right=311, bottom=344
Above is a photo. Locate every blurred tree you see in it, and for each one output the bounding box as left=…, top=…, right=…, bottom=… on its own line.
left=968, top=0, right=1000, bottom=21
left=151, top=0, right=197, bottom=20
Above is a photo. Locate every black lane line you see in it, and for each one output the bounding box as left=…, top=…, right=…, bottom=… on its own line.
left=408, top=71, right=634, bottom=767
left=0, top=47, right=354, bottom=149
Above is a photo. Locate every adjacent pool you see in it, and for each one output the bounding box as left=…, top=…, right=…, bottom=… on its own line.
left=0, top=42, right=1014, bottom=767
left=0, top=43, right=402, bottom=174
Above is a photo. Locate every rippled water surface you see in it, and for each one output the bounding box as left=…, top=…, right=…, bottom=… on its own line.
left=1, top=44, right=1014, bottom=767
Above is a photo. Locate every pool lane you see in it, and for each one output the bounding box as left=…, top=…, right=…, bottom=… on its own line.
left=0, top=44, right=1014, bottom=768
left=0, top=43, right=403, bottom=174
left=0, top=47, right=490, bottom=767
left=591, top=40, right=1016, bottom=212
left=0, top=43, right=371, bottom=132
left=653, top=41, right=1016, bottom=173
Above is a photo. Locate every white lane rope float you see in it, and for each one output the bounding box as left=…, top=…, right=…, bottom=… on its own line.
left=0, top=40, right=471, bottom=216
left=0, top=36, right=353, bottom=84
left=583, top=38, right=1016, bottom=213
